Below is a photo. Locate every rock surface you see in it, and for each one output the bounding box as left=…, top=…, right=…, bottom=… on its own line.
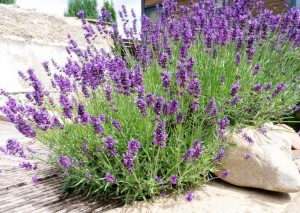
left=214, top=123, right=300, bottom=193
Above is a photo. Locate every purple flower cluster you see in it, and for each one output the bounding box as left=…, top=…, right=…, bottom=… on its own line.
left=123, top=139, right=141, bottom=172
left=19, top=162, right=37, bottom=171
left=104, top=136, right=118, bottom=157
left=153, top=122, right=168, bottom=148
left=272, top=82, right=286, bottom=98
left=4, top=139, right=26, bottom=158
left=161, top=72, right=171, bottom=91
left=169, top=175, right=177, bottom=185
left=185, top=192, right=194, bottom=202
left=214, top=147, right=225, bottom=163
left=127, top=139, right=141, bottom=154
left=104, top=172, right=116, bottom=183
left=112, top=120, right=122, bottom=132
left=205, top=98, right=218, bottom=119
left=217, top=118, right=230, bottom=139
left=57, top=156, right=73, bottom=173
left=183, top=139, right=203, bottom=162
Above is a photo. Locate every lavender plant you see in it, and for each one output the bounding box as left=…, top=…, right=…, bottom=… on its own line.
left=1, top=0, right=300, bottom=203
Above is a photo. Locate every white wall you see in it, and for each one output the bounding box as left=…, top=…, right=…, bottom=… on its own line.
left=0, top=36, right=67, bottom=93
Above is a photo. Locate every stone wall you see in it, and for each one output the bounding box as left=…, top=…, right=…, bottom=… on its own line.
left=0, top=4, right=112, bottom=94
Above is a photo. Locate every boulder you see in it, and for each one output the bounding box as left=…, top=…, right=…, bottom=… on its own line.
left=214, top=123, right=300, bottom=193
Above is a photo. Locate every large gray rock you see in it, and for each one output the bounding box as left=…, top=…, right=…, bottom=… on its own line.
left=214, top=123, right=300, bottom=193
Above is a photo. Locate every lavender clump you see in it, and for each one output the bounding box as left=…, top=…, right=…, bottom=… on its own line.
left=0, top=0, right=299, bottom=204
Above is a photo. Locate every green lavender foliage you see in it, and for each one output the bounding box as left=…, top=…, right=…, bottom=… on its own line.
left=104, top=1, right=117, bottom=22
left=0, top=0, right=15, bottom=4
left=65, top=0, right=98, bottom=19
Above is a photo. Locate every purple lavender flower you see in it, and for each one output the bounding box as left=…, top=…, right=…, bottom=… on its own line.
left=136, top=98, right=147, bottom=118
left=161, top=72, right=171, bottom=91
left=90, top=116, right=104, bottom=137
left=183, top=139, right=203, bottom=161
left=214, top=147, right=225, bottom=163
left=187, top=79, right=201, bottom=98
left=191, top=101, right=199, bottom=111
left=127, top=139, right=141, bottom=154
left=19, top=162, right=34, bottom=170
left=57, top=156, right=72, bottom=170
left=15, top=115, right=36, bottom=138
left=146, top=93, right=155, bottom=107
left=252, top=64, right=260, bottom=75
left=230, top=82, right=240, bottom=97
left=112, top=120, right=122, bottom=132
left=104, top=172, right=116, bottom=183
left=272, top=82, right=286, bottom=98
left=32, top=176, right=39, bottom=185
left=153, top=96, right=165, bottom=115
left=59, top=94, right=73, bottom=119
left=244, top=153, right=251, bottom=160
left=205, top=98, right=218, bottom=119
left=220, top=170, right=229, bottom=178
left=185, top=192, right=194, bottom=202
left=264, top=82, right=273, bottom=91
left=153, top=121, right=168, bottom=148
left=155, top=176, right=163, bottom=182
left=104, top=136, right=118, bottom=157
left=5, top=139, right=25, bottom=157
left=77, top=104, right=89, bottom=125
left=166, top=100, right=179, bottom=116
left=252, top=83, right=263, bottom=93
left=77, top=10, right=85, bottom=19
left=169, top=175, right=177, bottom=185
left=177, top=112, right=183, bottom=124
left=105, top=85, right=113, bottom=103
left=123, top=152, right=136, bottom=171
left=242, top=133, right=254, bottom=143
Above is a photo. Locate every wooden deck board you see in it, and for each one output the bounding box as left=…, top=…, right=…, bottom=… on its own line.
left=0, top=121, right=121, bottom=213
